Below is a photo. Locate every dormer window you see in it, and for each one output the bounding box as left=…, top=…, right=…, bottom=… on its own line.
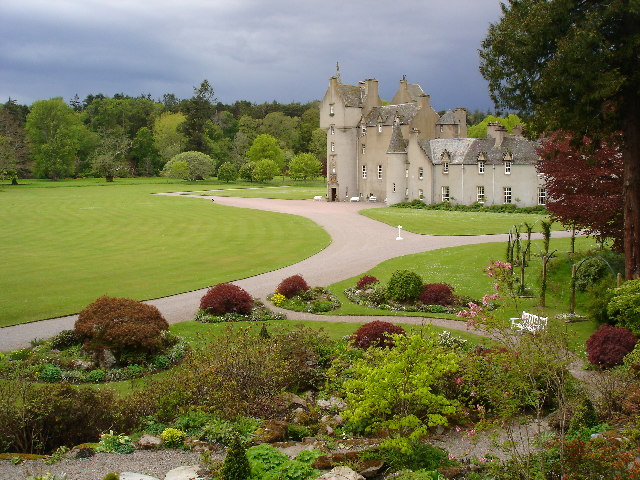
left=504, top=161, right=512, bottom=175
left=362, top=144, right=366, bottom=155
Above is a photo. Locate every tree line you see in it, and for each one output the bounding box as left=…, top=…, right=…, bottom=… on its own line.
left=0, top=80, right=327, bottom=183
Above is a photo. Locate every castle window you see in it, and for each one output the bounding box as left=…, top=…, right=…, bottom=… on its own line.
left=405, top=187, right=409, bottom=197
left=477, top=186, right=485, bottom=204
left=393, top=183, right=396, bottom=192
left=330, top=125, right=335, bottom=135
left=538, top=187, right=546, bottom=205
left=443, top=162, right=449, bottom=174
left=378, top=123, right=382, bottom=133
left=418, top=167, right=424, bottom=179
left=441, top=186, right=450, bottom=202
left=330, top=104, right=335, bottom=115
left=330, top=142, right=335, bottom=152
left=504, top=161, right=512, bottom=175
left=440, top=125, right=444, bottom=133
left=378, top=165, right=383, bottom=180
left=418, top=189, right=424, bottom=199
left=405, top=168, right=409, bottom=178
left=362, top=165, right=367, bottom=179
left=478, top=161, right=485, bottom=174
left=504, top=187, right=512, bottom=204
left=362, top=126, right=367, bottom=136
left=362, top=144, right=366, bottom=155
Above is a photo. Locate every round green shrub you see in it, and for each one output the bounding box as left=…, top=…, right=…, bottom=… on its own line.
left=86, top=369, right=106, bottom=383
left=39, top=363, right=62, bottom=383
left=151, top=354, right=170, bottom=370
left=607, top=279, right=640, bottom=335
left=160, top=427, right=186, bottom=447
left=576, top=256, right=610, bottom=291
left=125, top=364, right=145, bottom=378
left=387, top=270, right=423, bottom=301
left=50, top=330, right=83, bottom=350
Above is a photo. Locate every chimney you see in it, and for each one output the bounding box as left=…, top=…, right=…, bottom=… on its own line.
left=512, top=124, right=524, bottom=137
left=487, top=122, right=506, bottom=146
left=454, top=107, right=467, bottom=138
left=417, top=94, right=430, bottom=111
left=363, top=78, right=381, bottom=115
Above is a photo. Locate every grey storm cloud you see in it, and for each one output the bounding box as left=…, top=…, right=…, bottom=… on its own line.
left=0, top=0, right=503, bottom=111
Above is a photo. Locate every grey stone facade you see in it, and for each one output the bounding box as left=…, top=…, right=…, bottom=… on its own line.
left=320, top=75, right=546, bottom=207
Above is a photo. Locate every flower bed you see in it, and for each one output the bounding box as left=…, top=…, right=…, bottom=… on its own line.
left=269, top=287, right=341, bottom=313
left=344, top=274, right=482, bottom=315
left=0, top=330, right=188, bottom=384
left=195, top=299, right=287, bottom=323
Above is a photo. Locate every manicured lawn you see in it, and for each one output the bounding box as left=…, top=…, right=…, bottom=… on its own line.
left=187, top=183, right=326, bottom=200
left=325, top=236, right=601, bottom=353
left=0, top=178, right=329, bottom=327
left=361, top=208, right=562, bottom=235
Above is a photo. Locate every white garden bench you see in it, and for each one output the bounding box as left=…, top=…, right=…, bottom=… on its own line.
left=349, top=196, right=360, bottom=202
left=368, top=196, right=377, bottom=202
left=313, top=196, right=323, bottom=201
left=510, top=311, right=548, bottom=333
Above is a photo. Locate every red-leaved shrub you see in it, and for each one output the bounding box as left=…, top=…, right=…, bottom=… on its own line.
left=420, top=283, right=456, bottom=306
left=351, top=321, right=406, bottom=349
left=276, top=274, right=310, bottom=299
left=586, top=324, right=637, bottom=368
left=356, top=275, right=378, bottom=289
left=200, top=283, right=253, bottom=315
left=75, top=296, right=169, bottom=354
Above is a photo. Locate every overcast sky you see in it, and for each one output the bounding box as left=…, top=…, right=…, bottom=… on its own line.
left=1, top=0, right=504, bottom=112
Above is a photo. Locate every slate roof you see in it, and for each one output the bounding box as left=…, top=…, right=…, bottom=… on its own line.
left=419, top=136, right=540, bottom=165
left=336, top=84, right=364, bottom=107
left=406, top=83, right=425, bottom=101
left=363, top=103, right=419, bottom=127
left=436, top=110, right=456, bottom=125
left=387, top=124, right=408, bottom=153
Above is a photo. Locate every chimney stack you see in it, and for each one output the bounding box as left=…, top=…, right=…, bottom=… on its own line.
left=487, top=122, right=507, bottom=146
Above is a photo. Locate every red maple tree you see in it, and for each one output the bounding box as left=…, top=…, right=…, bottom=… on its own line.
left=537, top=131, right=624, bottom=250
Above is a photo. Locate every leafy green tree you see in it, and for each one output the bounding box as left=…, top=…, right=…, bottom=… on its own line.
left=231, top=131, right=252, bottom=166
left=217, top=161, right=238, bottom=183
left=0, top=108, right=30, bottom=182
left=84, top=96, right=160, bottom=138
left=131, top=127, right=161, bottom=175
left=298, top=105, right=320, bottom=152
left=259, top=112, right=300, bottom=152
left=236, top=115, right=260, bottom=146
left=467, top=114, right=523, bottom=138
left=288, top=153, right=321, bottom=180
left=479, top=0, right=640, bottom=279
left=179, top=80, right=217, bottom=154
left=309, top=128, right=327, bottom=162
left=246, top=134, right=285, bottom=172
left=153, top=112, right=186, bottom=163
left=25, top=98, right=85, bottom=180
left=91, top=129, right=132, bottom=181
left=252, top=158, right=279, bottom=183
left=239, top=161, right=255, bottom=182
left=161, top=151, right=215, bottom=181
left=343, top=332, right=459, bottom=453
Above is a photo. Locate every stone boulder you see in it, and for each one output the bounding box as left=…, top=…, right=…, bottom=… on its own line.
left=315, top=466, right=364, bottom=480
left=254, top=419, right=288, bottom=443
left=136, top=434, right=163, bottom=449
left=120, top=473, right=160, bottom=480
left=164, top=465, right=202, bottom=480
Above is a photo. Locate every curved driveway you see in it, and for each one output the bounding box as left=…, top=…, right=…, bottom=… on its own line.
left=0, top=194, right=570, bottom=351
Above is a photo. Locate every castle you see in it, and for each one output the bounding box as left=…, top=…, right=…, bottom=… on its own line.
left=319, top=74, right=546, bottom=207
